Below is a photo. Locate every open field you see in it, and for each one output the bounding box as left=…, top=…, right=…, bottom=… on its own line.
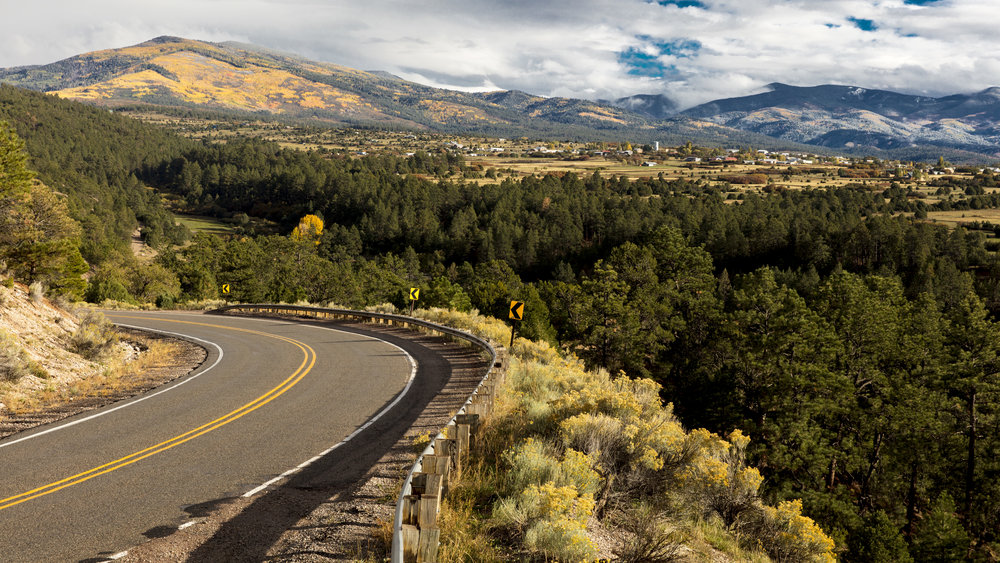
left=174, top=214, right=236, bottom=235
left=926, top=208, right=1000, bottom=228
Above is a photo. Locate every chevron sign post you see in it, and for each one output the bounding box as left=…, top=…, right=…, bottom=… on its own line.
left=508, top=300, right=524, bottom=347
left=409, top=287, right=419, bottom=315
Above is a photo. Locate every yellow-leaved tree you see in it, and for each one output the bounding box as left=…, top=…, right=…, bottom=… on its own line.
left=291, top=214, right=324, bottom=246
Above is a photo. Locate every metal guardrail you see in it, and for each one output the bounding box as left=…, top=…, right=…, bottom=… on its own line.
left=209, top=304, right=498, bottom=562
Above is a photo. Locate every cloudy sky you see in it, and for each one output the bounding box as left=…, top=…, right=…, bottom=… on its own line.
left=2, top=0, right=998, bottom=108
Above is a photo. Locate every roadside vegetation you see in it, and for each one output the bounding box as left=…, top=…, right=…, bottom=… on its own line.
left=414, top=308, right=834, bottom=562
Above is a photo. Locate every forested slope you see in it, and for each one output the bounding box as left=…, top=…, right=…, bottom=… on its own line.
left=0, top=84, right=190, bottom=261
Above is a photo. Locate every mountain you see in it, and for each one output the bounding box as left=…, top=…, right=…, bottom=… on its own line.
left=11, top=37, right=994, bottom=158
left=681, top=83, right=1000, bottom=155
left=0, top=37, right=655, bottom=135
left=0, top=37, right=814, bottom=149
left=608, top=94, right=679, bottom=120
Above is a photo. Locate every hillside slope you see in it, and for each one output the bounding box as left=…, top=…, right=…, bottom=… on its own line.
left=0, top=281, right=203, bottom=437
left=0, top=37, right=805, bottom=147
left=0, top=84, right=191, bottom=263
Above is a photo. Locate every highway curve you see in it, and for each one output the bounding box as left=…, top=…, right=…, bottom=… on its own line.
left=0, top=310, right=468, bottom=562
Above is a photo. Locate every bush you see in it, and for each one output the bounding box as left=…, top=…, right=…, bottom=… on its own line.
left=612, top=503, right=683, bottom=563
left=742, top=499, right=837, bottom=563
left=85, top=278, right=132, bottom=304
left=70, top=310, right=119, bottom=360
left=28, top=281, right=44, bottom=303
left=523, top=514, right=596, bottom=562
left=0, top=330, right=46, bottom=382
left=155, top=294, right=175, bottom=309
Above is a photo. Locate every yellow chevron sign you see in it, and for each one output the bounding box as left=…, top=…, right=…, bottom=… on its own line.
left=509, top=301, right=525, bottom=321
left=221, top=284, right=231, bottom=294
left=409, top=288, right=420, bottom=301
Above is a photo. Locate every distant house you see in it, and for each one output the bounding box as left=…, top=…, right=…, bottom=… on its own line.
left=684, top=157, right=701, bottom=162
left=643, top=161, right=657, bottom=167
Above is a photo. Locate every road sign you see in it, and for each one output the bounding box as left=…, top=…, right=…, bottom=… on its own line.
left=221, top=283, right=231, bottom=295
left=409, top=287, right=420, bottom=301
left=509, top=301, right=525, bottom=321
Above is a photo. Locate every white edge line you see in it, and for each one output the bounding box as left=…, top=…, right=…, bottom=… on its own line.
left=107, top=551, right=129, bottom=560
left=0, top=324, right=224, bottom=451
left=242, top=324, right=418, bottom=498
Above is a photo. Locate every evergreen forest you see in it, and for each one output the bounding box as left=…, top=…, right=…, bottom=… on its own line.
left=2, top=83, right=999, bottom=560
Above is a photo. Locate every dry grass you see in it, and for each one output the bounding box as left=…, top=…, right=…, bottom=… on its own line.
left=1, top=332, right=182, bottom=415
left=926, top=208, right=1000, bottom=227
left=0, top=330, right=48, bottom=383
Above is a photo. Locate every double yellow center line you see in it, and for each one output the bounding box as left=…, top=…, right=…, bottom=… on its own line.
left=0, top=318, right=316, bottom=511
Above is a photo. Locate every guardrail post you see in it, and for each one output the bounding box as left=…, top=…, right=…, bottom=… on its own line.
left=418, top=528, right=441, bottom=562
left=455, top=422, right=471, bottom=458
left=455, top=414, right=479, bottom=451
left=401, top=524, right=420, bottom=562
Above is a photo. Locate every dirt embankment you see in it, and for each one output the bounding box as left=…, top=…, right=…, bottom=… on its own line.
left=0, top=281, right=204, bottom=439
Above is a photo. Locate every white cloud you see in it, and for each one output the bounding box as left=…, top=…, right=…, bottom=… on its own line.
left=1, top=0, right=998, bottom=108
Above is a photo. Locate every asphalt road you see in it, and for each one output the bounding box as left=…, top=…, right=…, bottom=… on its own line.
left=0, top=310, right=451, bottom=562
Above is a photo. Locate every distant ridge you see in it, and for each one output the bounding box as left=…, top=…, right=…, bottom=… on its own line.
left=4, top=37, right=1000, bottom=159
left=681, top=83, right=1000, bottom=155
left=0, top=37, right=827, bottom=150
left=0, top=37, right=652, bottom=136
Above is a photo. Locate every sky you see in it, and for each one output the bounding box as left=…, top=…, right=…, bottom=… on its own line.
left=2, top=0, right=999, bottom=109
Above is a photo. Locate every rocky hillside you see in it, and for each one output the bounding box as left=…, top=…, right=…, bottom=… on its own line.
left=0, top=282, right=103, bottom=414
left=0, top=280, right=202, bottom=435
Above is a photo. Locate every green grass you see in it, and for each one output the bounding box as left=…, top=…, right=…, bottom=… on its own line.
left=174, top=214, right=235, bottom=235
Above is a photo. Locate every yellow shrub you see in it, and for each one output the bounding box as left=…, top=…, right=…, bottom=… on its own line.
left=524, top=516, right=598, bottom=563
left=755, top=500, right=837, bottom=563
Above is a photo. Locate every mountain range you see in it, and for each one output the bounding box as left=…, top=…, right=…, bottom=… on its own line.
left=2, top=37, right=1000, bottom=160
left=0, top=36, right=720, bottom=142
left=677, top=83, right=1000, bottom=156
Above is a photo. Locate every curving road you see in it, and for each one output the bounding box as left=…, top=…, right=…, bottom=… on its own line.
left=0, top=310, right=459, bottom=562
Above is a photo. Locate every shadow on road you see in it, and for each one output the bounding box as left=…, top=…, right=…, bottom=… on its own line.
left=180, top=321, right=487, bottom=561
